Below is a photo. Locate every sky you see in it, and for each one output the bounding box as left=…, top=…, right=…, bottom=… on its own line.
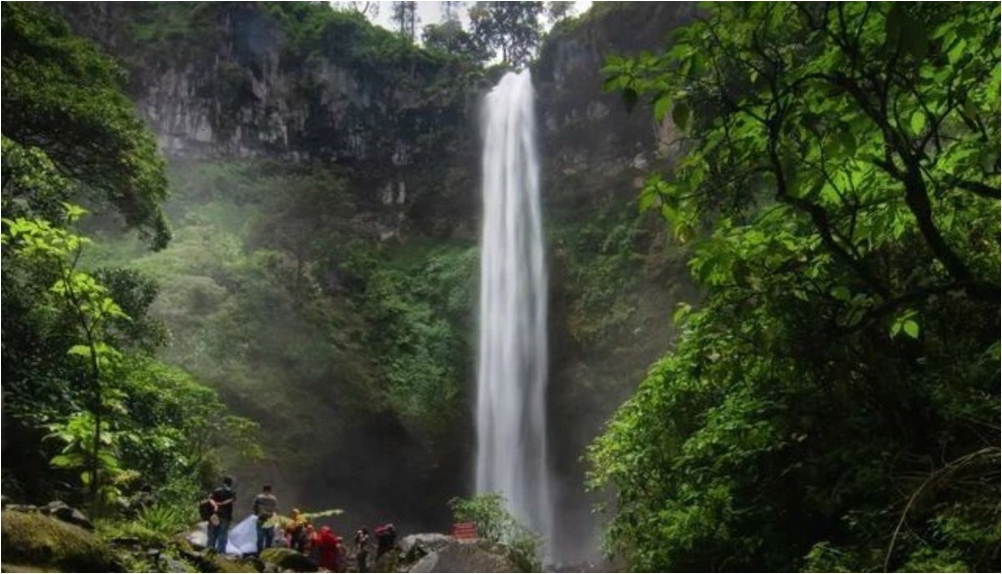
left=331, top=1, right=594, bottom=39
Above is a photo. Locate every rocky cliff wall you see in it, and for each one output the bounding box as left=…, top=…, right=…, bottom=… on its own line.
left=57, top=1, right=699, bottom=554
left=533, top=3, right=699, bottom=560
left=57, top=1, right=484, bottom=238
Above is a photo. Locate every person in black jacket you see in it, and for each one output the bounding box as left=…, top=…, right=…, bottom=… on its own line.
left=207, top=476, right=236, bottom=553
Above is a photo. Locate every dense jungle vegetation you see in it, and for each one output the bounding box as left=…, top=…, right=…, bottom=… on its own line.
left=2, top=0, right=234, bottom=509
left=1, top=1, right=999, bottom=573
left=590, top=2, right=1000, bottom=572
left=1, top=4, right=577, bottom=570
left=2, top=0, right=489, bottom=526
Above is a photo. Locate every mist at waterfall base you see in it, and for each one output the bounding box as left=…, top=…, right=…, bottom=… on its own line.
left=476, top=70, right=601, bottom=565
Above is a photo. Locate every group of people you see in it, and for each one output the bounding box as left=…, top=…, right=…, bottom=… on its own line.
left=199, top=477, right=397, bottom=572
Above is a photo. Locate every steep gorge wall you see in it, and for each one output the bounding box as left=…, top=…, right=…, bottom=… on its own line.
left=533, top=3, right=699, bottom=559
left=58, top=1, right=486, bottom=531
left=58, top=1, right=483, bottom=238
left=59, top=1, right=699, bottom=547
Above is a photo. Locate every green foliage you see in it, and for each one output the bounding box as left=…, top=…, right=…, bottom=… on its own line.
left=86, top=158, right=475, bottom=488
left=133, top=504, right=192, bottom=541
left=2, top=3, right=170, bottom=248
left=2, top=207, right=255, bottom=515
left=5, top=208, right=132, bottom=511
left=550, top=203, right=648, bottom=344
left=343, top=241, right=477, bottom=439
left=448, top=493, right=542, bottom=572
left=469, top=2, right=544, bottom=66
left=423, top=20, right=488, bottom=63
left=84, top=161, right=370, bottom=472
left=591, top=3, right=1000, bottom=572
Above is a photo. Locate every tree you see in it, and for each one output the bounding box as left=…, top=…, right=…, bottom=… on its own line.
left=3, top=207, right=129, bottom=513
left=333, top=1, right=380, bottom=20
left=391, top=1, right=418, bottom=42
left=448, top=494, right=542, bottom=572
left=468, top=1, right=544, bottom=66
left=422, top=20, right=487, bottom=63
left=1, top=3, right=171, bottom=249
left=441, top=1, right=462, bottom=23
left=1, top=5, right=255, bottom=516
left=545, top=1, right=574, bottom=25
left=592, top=3, right=999, bottom=571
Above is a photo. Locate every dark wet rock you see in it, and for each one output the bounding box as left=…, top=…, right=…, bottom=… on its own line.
left=259, top=547, right=317, bottom=572
left=374, top=548, right=400, bottom=573
left=41, top=500, right=94, bottom=531
left=409, top=550, right=440, bottom=573
left=406, top=539, right=519, bottom=573
left=159, top=554, right=197, bottom=573
left=109, top=536, right=144, bottom=548
left=399, top=532, right=453, bottom=561
left=210, top=553, right=263, bottom=573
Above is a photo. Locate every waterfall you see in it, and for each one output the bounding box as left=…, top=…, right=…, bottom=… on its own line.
left=475, top=70, right=552, bottom=545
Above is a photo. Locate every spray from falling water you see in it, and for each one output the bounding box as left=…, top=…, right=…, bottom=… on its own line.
left=475, top=69, right=552, bottom=547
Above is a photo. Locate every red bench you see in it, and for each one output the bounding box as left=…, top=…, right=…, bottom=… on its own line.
left=451, top=522, right=478, bottom=540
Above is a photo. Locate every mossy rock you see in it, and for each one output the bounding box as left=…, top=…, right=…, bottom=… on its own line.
left=1, top=510, right=124, bottom=572
left=206, top=553, right=262, bottom=573
left=259, top=547, right=317, bottom=572
left=374, top=550, right=399, bottom=573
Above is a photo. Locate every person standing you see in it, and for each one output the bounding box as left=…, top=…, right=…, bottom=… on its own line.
left=374, top=523, right=396, bottom=559
left=207, top=476, right=236, bottom=553
left=316, top=526, right=339, bottom=571
left=354, top=528, right=371, bottom=573
left=285, top=508, right=309, bottom=552
left=252, top=484, right=278, bottom=553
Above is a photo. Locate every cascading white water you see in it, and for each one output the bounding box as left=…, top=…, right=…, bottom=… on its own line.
left=476, top=70, right=552, bottom=545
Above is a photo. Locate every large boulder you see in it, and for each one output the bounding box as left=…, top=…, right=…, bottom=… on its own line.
left=0, top=510, right=123, bottom=572
left=42, top=500, right=94, bottom=531
left=399, top=532, right=453, bottom=561
left=407, top=540, right=519, bottom=573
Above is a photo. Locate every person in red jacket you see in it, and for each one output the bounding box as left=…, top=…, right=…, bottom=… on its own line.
left=316, top=526, right=339, bottom=571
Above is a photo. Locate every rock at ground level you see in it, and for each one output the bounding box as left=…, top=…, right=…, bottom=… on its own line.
left=1, top=510, right=123, bottom=572
left=0, top=500, right=94, bottom=531
left=406, top=539, right=519, bottom=573
left=259, top=547, right=317, bottom=572
left=398, top=533, right=452, bottom=561
left=43, top=501, right=95, bottom=531
left=210, top=554, right=263, bottom=573
left=373, top=549, right=400, bottom=573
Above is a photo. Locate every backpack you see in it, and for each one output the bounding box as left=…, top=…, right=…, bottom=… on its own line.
left=198, top=499, right=215, bottom=521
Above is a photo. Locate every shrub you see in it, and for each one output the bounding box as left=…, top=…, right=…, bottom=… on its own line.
left=448, top=493, right=542, bottom=572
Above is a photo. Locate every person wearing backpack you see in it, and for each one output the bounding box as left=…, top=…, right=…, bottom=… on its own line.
left=252, top=484, right=278, bottom=553
left=198, top=496, right=216, bottom=524
left=374, top=523, right=396, bottom=559
left=207, top=476, right=236, bottom=553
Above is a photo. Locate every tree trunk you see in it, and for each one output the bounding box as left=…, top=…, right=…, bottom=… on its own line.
left=87, top=331, right=102, bottom=517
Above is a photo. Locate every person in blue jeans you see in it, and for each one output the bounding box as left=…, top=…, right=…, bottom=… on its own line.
left=253, top=484, right=278, bottom=553
left=207, top=476, right=236, bottom=553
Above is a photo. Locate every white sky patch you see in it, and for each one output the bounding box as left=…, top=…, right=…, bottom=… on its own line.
left=331, top=1, right=593, bottom=40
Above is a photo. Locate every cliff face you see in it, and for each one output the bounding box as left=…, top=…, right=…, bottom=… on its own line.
left=58, top=1, right=483, bottom=238
left=59, top=1, right=697, bottom=552
left=533, top=3, right=698, bottom=559
left=535, top=2, right=696, bottom=201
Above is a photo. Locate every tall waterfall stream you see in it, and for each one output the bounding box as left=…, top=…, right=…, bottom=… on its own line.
left=475, top=70, right=553, bottom=548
